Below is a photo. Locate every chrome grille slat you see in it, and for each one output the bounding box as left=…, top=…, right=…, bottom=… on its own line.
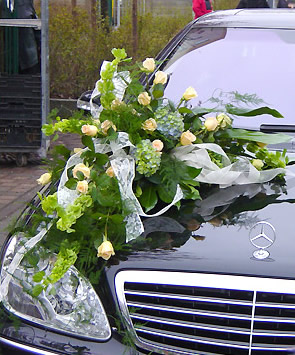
left=130, top=313, right=252, bottom=335
left=125, top=289, right=253, bottom=306
left=254, top=316, right=295, bottom=324
left=256, top=302, right=295, bottom=309
left=127, top=301, right=252, bottom=320
left=136, top=326, right=250, bottom=349
left=115, top=271, right=295, bottom=354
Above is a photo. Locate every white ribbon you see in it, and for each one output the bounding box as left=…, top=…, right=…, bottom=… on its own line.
left=172, top=143, right=286, bottom=188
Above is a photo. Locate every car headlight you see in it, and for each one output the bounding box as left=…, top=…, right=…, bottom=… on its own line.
left=0, top=233, right=111, bottom=340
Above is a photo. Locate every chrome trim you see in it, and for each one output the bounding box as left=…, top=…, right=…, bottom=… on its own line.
left=116, top=271, right=295, bottom=293
left=115, top=271, right=295, bottom=355
left=0, top=336, right=59, bottom=355
left=131, top=314, right=251, bottom=334
left=127, top=300, right=252, bottom=320
left=256, top=301, right=295, bottom=309
left=136, top=326, right=250, bottom=349
left=248, top=290, right=257, bottom=354
left=125, top=290, right=253, bottom=306
left=132, top=314, right=295, bottom=337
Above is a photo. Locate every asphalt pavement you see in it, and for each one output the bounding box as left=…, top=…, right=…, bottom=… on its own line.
left=0, top=133, right=81, bottom=247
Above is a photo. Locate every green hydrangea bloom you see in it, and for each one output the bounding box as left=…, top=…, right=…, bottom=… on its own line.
left=135, top=140, right=162, bottom=177
left=154, top=105, right=184, bottom=138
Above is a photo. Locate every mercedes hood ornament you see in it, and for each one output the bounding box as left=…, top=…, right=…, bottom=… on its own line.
left=249, top=221, right=276, bottom=260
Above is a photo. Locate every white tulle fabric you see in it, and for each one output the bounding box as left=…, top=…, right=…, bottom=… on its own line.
left=172, top=143, right=286, bottom=188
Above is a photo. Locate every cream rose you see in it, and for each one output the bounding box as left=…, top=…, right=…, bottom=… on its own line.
left=106, top=166, right=115, bottom=178
left=101, top=120, right=116, bottom=135
left=142, top=118, right=157, bottom=132
left=76, top=180, right=88, bottom=194
left=81, top=124, right=98, bottom=137
left=36, top=172, right=51, bottom=185
left=138, top=92, right=151, bottom=106
left=252, top=159, right=264, bottom=170
left=111, top=98, right=126, bottom=110
left=153, top=71, right=168, bottom=85
left=97, top=241, right=115, bottom=260
left=183, top=87, right=198, bottom=101
left=142, top=58, right=155, bottom=72
left=152, top=139, right=164, bottom=152
left=204, top=117, right=219, bottom=131
left=73, top=163, right=90, bottom=179
left=216, top=113, right=232, bottom=129
left=180, top=130, right=196, bottom=146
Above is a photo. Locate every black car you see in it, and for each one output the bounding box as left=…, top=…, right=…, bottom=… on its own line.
left=2, top=9, right=295, bottom=355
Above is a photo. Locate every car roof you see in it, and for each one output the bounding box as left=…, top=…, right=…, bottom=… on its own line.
left=194, top=9, right=295, bottom=29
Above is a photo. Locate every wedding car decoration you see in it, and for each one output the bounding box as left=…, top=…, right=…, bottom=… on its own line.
left=0, top=48, right=291, bottom=307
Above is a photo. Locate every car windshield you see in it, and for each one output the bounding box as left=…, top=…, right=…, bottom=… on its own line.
left=162, top=26, right=295, bottom=131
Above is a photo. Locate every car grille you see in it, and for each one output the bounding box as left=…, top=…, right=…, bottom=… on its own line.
left=115, top=271, right=295, bottom=354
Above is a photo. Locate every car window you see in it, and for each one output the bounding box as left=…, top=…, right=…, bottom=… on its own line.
left=162, top=27, right=295, bottom=131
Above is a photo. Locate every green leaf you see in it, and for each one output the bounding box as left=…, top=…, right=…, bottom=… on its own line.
left=152, top=83, right=164, bottom=98
left=32, top=284, right=44, bottom=297
left=82, top=135, right=95, bottom=151
left=157, top=184, right=175, bottom=204
left=109, top=214, right=125, bottom=224
left=181, top=179, right=200, bottom=187
left=33, top=271, right=45, bottom=283
left=53, top=144, right=71, bottom=159
left=139, top=185, right=158, bottom=212
left=178, top=107, right=193, bottom=114
left=135, top=184, right=142, bottom=197
left=225, top=104, right=284, bottom=118
left=27, top=253, right=40, bottom=267
left=182, top=166, right=201, bottom=180
left=168, top=100, right=176, bottom=111
left=111, top=48, right=127, bottom=60
left=191, top=107, right=215, bottom=116
left=147, top=173, right=162, bottom=184
left=76, top=171, right=85, bottom=181
left=94, top=153, right=109, bottom=166
left=107, top=128, right=118, bottom=141
left=221, top=128, right=292, bottom=144
left=192, top=117, right=203, bottom=131
left=90, top=186, right=99, bottom=202
left=181, top=184, right=201, bottom=200
left=65, top=178, right=77, bottom=190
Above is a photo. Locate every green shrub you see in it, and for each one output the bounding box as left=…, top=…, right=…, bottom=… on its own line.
left=213, top=0, right=239, bottom=9
left=49, top=4, right=192, bottom=98
left=48, top=1, right=238, bottom=98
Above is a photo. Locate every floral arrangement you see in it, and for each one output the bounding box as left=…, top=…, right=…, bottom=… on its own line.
left=5, top=48, right=292, bottom=295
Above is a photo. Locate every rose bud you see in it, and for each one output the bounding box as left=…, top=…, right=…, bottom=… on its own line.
left=37, top=172, right=52, bottom=185
left=97, top=241, right=115, bottom=260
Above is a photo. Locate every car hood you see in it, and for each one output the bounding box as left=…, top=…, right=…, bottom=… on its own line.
left=107, top=167, right=295, bottom=280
